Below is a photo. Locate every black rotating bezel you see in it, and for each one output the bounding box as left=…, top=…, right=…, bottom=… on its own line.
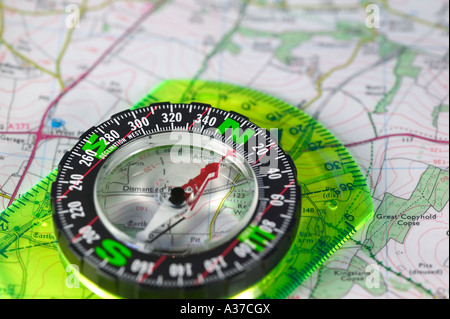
left=51, top=102, right=300, bottom=299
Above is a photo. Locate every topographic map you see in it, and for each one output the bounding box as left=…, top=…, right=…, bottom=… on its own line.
left=0, top=0, right=448, bottom=299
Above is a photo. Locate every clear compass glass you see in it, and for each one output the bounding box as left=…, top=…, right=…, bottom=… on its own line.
left=94, top=131, right=258, bottom=255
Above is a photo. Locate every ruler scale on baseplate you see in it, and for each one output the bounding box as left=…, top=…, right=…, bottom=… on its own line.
left=0, top=80, right=373, bottom=299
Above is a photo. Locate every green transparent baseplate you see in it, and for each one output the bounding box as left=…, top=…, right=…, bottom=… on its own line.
left=0, top=80, right=374, bottom=299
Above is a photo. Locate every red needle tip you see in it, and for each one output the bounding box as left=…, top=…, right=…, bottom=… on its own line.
left=181, top=150, right=236, bottom=209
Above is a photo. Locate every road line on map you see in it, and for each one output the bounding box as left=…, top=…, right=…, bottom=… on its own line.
left=6, top=0, right=170, bottom=207
left=343, top=133, right=449, bottom=148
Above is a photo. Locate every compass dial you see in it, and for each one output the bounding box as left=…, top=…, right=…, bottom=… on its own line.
left=51, top=102, right=300, bottom=298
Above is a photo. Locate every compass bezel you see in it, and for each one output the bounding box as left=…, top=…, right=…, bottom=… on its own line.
left=51, top=102, right=301, bottom=299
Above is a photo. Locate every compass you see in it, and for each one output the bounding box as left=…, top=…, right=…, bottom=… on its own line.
left=51, top=102, right=301, bottom=299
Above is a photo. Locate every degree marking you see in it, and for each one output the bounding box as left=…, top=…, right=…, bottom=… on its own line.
left=56, top=106, right=159, bottom=203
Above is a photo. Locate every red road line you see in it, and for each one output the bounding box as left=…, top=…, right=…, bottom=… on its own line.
left=1, top=131, right=448, bottom=146
left=343, top=133, right=449, bottom=148
left=6, top=2, right=165, bottom=206
left=0, top=132, right=79, bottom=140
